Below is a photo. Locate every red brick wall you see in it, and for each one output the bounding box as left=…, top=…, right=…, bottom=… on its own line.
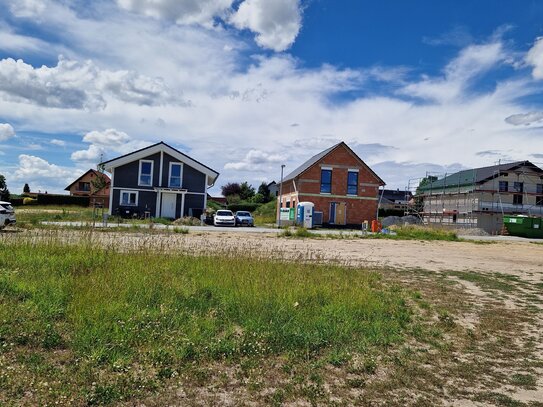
left=278, top=144, right=382, bottom=225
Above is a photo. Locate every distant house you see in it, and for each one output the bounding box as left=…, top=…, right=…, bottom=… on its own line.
left=279, top=142, right=385, bottom=226
left=417, top=160, right=543, bottom=233
left=65, top=169, right=111, bottom=208
left=267, top=181, right=279, bottom=198
left=101, top=141, right=219, bottom=219
left=380, top=189, right=413, bottom=213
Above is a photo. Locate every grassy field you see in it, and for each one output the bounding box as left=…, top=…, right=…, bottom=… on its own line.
left=0, top=237, right=413, bottom=406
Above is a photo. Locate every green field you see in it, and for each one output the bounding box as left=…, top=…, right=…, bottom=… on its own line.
left=0, top=238, right=413, bottom=405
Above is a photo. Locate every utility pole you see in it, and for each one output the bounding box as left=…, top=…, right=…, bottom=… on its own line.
left=278, top=164, right=285, bottom=227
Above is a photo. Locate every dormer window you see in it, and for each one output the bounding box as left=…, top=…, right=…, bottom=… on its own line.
left=139, top=160, right=153, bottom=186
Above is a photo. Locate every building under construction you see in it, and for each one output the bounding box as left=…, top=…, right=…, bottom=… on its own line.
left=406, top=161, right=543, bottom=234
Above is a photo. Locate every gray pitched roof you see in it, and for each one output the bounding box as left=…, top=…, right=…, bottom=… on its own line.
left=282, top=142, right=385, bottom=185
left=282, top=143, right=341, bottom=183
left=418, top=160, right=543, bottom=191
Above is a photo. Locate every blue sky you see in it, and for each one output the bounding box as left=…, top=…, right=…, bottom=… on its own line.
left=1, top=0, right=543, bottom=194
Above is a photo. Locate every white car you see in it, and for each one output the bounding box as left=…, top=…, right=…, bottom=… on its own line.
left=214, top=210, right=236, bottom=227
left=0, top=201, right=16, bottom=229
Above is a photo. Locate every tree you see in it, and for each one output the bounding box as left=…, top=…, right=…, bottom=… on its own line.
left=257, top=182, right=271, bottom=203
left=0, top=174, right=10, bottom=201
left=91, top=173, right=108, bottom=193
left=221, top=182, right=242, bottom=198
left=23, top=183, right=30, bottom=194
left=239, top=182, right=255, bottom=200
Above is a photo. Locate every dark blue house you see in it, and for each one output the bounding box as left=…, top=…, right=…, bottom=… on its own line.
left=102, top=141, right=219, bottom=219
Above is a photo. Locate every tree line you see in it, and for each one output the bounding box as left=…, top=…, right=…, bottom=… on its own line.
left=220, top=181, right=274, bottom=204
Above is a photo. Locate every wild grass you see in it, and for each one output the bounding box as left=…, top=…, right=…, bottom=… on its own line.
left=373, top=225, right=459, bottom=241
left=0, top=238, right=411, bottom=405
left=253, top=200, right=277, bottom=226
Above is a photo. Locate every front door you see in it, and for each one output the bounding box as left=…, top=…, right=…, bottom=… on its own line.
left=335, top=202, right=346, bottom=225
left=161, top=193, right=176, bottom=219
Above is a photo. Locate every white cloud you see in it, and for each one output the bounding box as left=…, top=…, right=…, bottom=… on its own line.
left=505, top=111, right=543, bottom=126
left=70, top=144, right=106, bottom=163
left=400, top=42, right=505, bottom=103
left=50, top=139, right=66, bottom=146
left=526, top=37, right=543, bottom=79
left=0, top=56, right=182, bottom=110
left=82, top=129, right=130, bottom=146
left=13, top=154, right=79, bottom=192
left=117, top=0, right=234, bottom=27
left=230, top=0, right=302, bottom=52
left=0, top=123, right=15, bottom=141
left=225, top=149, right=287, bottom=171
left=8, top=0, right=47, bottom=18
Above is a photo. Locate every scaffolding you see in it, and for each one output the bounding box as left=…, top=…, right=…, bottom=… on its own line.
left=405, top=160, right=543, bottom=233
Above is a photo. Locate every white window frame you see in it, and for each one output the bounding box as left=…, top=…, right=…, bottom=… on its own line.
left=168, top=162, right=183, bottom=188
left=138, top=159, right=154, bottom=186
left=119, top=190, right=139, bottom=206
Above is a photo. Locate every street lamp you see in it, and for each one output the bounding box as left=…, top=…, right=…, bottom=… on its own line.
left=278, top=164, right=285, bottom=227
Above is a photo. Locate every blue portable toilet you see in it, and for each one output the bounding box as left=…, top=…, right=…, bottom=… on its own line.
left=296, top=202, right=315, bottom=228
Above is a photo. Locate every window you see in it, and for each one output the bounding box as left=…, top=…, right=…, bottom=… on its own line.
left=120, top=190, right=138, bottom=206
left=320, top=169, right=332, bottom=193
left=536, top=196, right=543, bottom=206
left=286, top=201, right=290, bottom=208
left=139, top=160, right=153, bottom=186
left=347, top=171, right=358, bottom=195
left=169, top=162, right=182, bottom=188
left=78, top=182, right=90, bottom=192
left=537, top=184, right=543, bottom=194
left=513, top=194, right=523, bottom=205
left=498, top=181, right=508, bottom=192
left=513, top=182, right=523, bottom=193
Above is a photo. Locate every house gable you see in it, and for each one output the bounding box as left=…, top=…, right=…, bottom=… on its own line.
left=102, top=141, right=219, bottom=187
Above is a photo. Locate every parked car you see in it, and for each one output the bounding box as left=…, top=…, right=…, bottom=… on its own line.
left=0, top=201, right=16, bottom=229
left=235, top=211, right=254, bottom=227
left=214, top=210, right=236, bottom=227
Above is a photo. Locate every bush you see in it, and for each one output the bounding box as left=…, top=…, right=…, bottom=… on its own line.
left=227, top=202, right=260, bottom=212
left=9, top=198, right=24, bottom=206
left=23, top=197, right=37, bottom=205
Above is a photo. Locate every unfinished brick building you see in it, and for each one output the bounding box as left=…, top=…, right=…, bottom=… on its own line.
left=278, top=142, right=385, bottom=227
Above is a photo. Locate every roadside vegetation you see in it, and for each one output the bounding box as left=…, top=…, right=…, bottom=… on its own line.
left=0, top=238, right=412, bottom=406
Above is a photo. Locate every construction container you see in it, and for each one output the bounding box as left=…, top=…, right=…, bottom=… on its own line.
left=503, top=215, right=543, bottom=238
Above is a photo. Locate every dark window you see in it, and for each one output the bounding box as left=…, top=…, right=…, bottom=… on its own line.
left=513, top=194, right=523, bottom=205
left=498, top=181, right=508, bottom=192
left=347, top=171, right=358, bottom=195
left=513, top=182, right=523, bottom=193
left=320, top=169, right=332, bottom=193
left=537, top=184, right=543, bottom=194
left=286, top=201, right=290, bottom=208
left=78, top=182, right=90, bottom=192
left=536, top=196, right=543, bottom=206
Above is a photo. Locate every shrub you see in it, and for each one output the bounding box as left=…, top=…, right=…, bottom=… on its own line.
left=227, top=202, right=260, bottom=212
left=23, top=197, right=37, bottom=205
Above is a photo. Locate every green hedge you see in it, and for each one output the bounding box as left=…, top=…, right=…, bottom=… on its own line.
left=35, top=194, right=90, bottom=206
left=227, top=202, right=261, bottom=212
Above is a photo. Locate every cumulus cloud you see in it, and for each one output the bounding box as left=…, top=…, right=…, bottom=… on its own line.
left=0, top=56, right=182, bottom=110
left=225, top=149, right=287, bottom=171
left=116, top=0, right=302, bottom=52
left=505, top=111, right=543, bottom=126
left=83, top=129, right=131, bottom=146
left=0, top=123, right=15, bottom=141
left=71, top=129, right=152, bottom=163
left=117, top=0, right=234, bottom=27
left=230, top=0, right=302, bottom=52
left=13, top=154, right=79, bottom=192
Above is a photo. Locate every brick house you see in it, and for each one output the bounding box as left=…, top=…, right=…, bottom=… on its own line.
left=65, top=169, right=111, bottom=208
left=279, top=142, right=385, bottom=226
